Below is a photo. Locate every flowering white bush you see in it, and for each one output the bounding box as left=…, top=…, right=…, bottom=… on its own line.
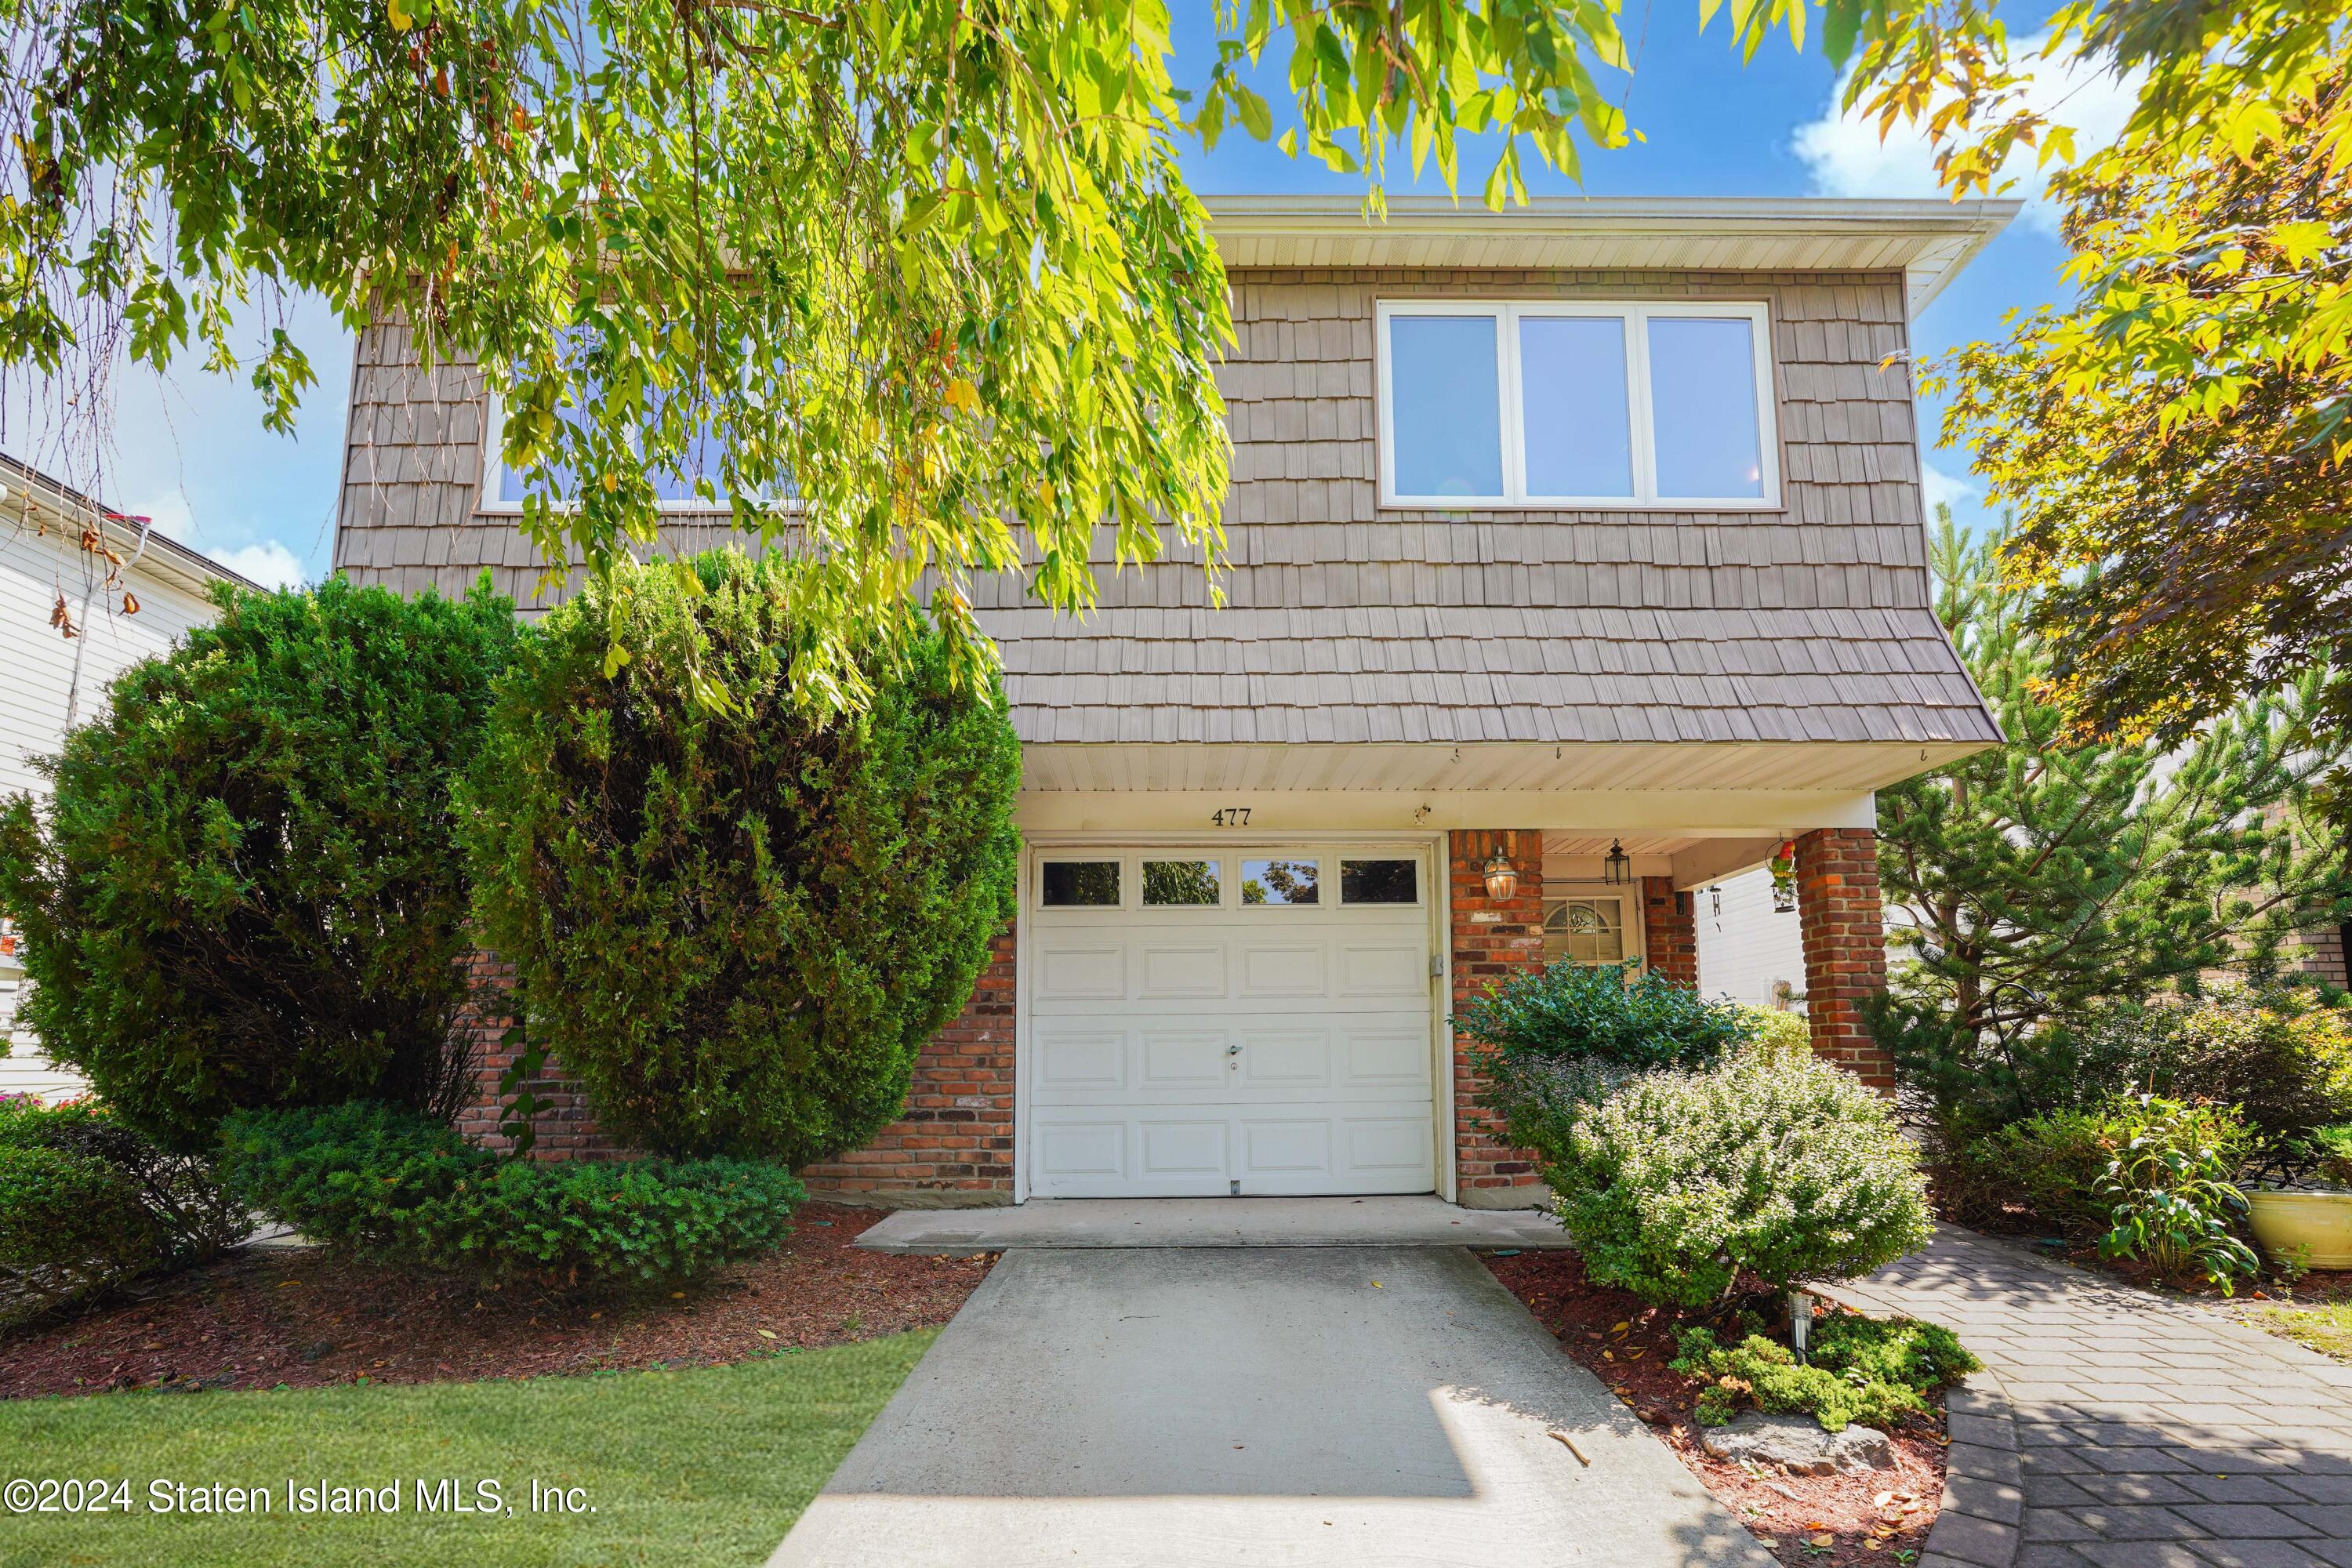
left=1548, top=1052, right=1932, bottom=1307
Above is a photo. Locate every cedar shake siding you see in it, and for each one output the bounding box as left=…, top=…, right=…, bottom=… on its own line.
left=333, top=266, right=1998, bottom=755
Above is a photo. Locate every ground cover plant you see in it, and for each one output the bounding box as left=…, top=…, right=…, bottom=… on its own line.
left=1671, top=1314, right=1978, bottom=1431
left=1486, top=1247, right=1956, bottom=1568
left=462, top=551, right=1019, bottom=1164
left=0, top=1203, right=985, bottom=1399
left=218, top=1103, right=802, bottom=1291
left=0, top=1328, right=931, bottom=1568
left=0, top=579, right=517, bottom=1150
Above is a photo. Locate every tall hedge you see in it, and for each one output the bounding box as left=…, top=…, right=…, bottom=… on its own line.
left=0, top=578, right=517, bottom=1150
left=461, top=551, right=1021, bottom=1162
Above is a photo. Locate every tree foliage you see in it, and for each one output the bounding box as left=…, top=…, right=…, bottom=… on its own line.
left=461, top=550, right=1020, bottom=1163
left=1870, top=509, right=2352, bottom=1118
left=5, top=0, right=2333, bottom=703
left=1929, top=56, right=2352, bottom=791
left=0, top=579, right=516, bottom=1150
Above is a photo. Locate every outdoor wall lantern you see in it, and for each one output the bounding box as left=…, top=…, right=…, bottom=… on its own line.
left=1602, top=839, right=1632, bottom=886
left=1481, top=848, right=1519, bottom=901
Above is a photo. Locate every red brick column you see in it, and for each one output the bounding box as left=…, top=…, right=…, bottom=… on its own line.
left=1450, top=829, right=1547, bottom=1207
left=1795, top=826, right=1894, bottom=1091
left=1639, top=876, right=1698, bottom=987
left=799, top=927, right=1016, bottom=1205
left=454, top=954, right=628, bottom=1161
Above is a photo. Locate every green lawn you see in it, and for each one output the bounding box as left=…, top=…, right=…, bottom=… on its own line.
left=0, top=1330, right=931, bottom=1568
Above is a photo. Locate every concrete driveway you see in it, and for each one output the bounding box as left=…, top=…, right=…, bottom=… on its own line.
left=770, top=1246, right=1775, bottom=1568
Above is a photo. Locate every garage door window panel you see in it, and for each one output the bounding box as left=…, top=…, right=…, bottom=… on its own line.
left=1241, top=858, right=1320, bottom=906
left=1041, top=860, right=1120, bottom=907
left=1340, top=858, right=1418, bottom=905
left=1142, top=859, right=1222, bottom=906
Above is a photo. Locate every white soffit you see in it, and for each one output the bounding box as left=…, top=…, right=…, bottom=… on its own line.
left=1022, top=740, right=1980, bottom=797
left=1204, top=195, right=2023, bottom=319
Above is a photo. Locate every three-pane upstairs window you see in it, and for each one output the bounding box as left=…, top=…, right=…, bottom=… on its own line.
left=1376, top=301, right=1777, bottom=510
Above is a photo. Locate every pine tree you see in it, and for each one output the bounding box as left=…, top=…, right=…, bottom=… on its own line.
left=1870, top=508, right=2352, bottom=1125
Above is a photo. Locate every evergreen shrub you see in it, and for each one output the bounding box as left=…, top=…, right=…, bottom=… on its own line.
left=219, top=1103, right=801, bottom=1290
left=462, top=552, right=1020, bottom=1162
left=0, top=579, right=516, bottom=1149
left=1458, top=960, right=1758, bottom=1159
left=0, top=1098, right=246, bottom=1323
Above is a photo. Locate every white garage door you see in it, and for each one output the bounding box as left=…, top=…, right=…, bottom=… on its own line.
left=1025, top=846, right=1438, bottom=1198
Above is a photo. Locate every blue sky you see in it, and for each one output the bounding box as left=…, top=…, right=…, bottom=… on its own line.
left=13, top=14, right=2124, bottom=587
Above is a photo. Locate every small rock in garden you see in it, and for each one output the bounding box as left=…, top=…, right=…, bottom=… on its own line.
left=1698, top=1412, right=1897, bottom=1474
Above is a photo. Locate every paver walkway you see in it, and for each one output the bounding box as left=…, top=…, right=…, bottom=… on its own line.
left=1830, top=1225, right=2352, bottom=1568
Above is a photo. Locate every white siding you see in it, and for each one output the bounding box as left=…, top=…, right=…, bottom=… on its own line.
left=0, top=524, right=221, bottom=802
left=1694, top=865, right=1808, bottom=1010
left=1, top=521, right=227, bottom=1102
left=0, top=979, right=84, bottom=1101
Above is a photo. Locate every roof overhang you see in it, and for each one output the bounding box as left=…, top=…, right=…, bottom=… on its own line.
left=1204, top=195, right=2022, bottom=319
left=0, top=452, right=259, bottom=597
left=1018, top=738, right=1984, bottom=809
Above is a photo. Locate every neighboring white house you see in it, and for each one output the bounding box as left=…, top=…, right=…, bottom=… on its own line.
left=0, top=455, right=257, bottom=1101
left=1695, top=863, right=1809, bottom=1010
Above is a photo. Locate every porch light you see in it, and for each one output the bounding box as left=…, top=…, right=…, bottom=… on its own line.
left=1480, top=848, right=1519, bottom=901
left=1602, top=839, right=1632, bottom=887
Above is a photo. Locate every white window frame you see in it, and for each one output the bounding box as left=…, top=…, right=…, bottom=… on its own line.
left=1541, top=887, right=1644, bottom=970
left=1374, top=299, right=1780, bottom=512
left=477, top=390, right=775, bottom=515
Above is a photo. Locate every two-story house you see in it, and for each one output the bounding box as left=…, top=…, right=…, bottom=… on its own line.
left=332, top=195, right=2014, bottom=1208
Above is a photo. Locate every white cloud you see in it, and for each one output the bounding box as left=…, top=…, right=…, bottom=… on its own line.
left=1791, top=39, right=2141, bottom=234
left=213, top=541, right=310, bottom=590
left=119, top=488, right=197, bottom=543
left=1920, top=459, right=1979, bottom=519
left=2, top=286, right=347, bottom=587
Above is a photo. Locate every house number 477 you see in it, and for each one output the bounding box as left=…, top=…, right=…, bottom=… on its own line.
left=1209, top=806, right=1251, bottom=827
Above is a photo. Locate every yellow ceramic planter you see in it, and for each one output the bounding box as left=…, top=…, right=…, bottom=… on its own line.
left=2249, top=1189, right=2352, bottom=1270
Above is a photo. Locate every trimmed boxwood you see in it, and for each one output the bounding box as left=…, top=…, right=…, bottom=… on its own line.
left=460, top=550, right=1021, bottom=1162
left=218, top=1104, right=803, bottom=1290
left=0, top=578, right=517, bottom=1150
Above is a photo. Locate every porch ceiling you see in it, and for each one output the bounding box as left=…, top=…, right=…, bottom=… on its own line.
left=1021, top=740, right=1975, bottom=796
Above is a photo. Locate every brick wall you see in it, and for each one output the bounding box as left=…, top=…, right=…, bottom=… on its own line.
left=1795, top=826, right=1894, bottom=1090
left=2296, top=922, right=2349, bottom=989
left=797, top=928, right=1017, bottom=1206
left=455, top=954, right=629, bottom=1160
left=1449, top=829, right=1547, bottom=1207
left=452, top=932, right=1019, bottom=1203
left=1639, top=876, right=1698, bottom=986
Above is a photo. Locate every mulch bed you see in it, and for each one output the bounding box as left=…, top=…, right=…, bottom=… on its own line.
left=1483, top=1249, right=1950, bottom=1568
left=1, top=1203, right=993, bottom=1400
